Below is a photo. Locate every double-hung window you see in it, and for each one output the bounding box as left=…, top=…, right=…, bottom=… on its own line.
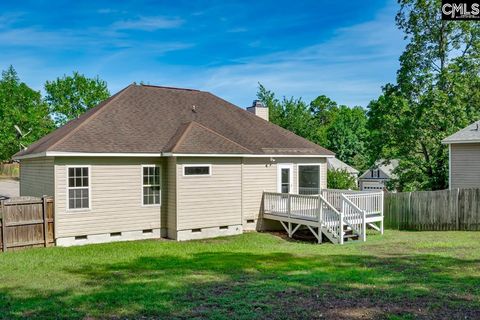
left=67, top=166, right=90, bottom=210
left=142, top=165, right=161, bottom=205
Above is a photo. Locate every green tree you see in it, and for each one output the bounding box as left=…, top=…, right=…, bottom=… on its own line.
left=327, top=169, right=358, bottom=190
left=367, top=0, right=480, bottom=191
left=45, top=72, right=110, bottom=127
left=309, top=95, right=338, bottom=147
left=257, top=84, right=369, bottom=172
left=0, top=66, right=54, bottom=161
left=325, top=106, right=369, bottom=170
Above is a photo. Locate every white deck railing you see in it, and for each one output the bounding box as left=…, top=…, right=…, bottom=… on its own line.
left=263, top=189, right=384, bottom=244
left=321, top=189, right=383, bottom=215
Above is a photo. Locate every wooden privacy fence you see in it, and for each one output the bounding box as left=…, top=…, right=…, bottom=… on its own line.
left=384, top=188, right=480, bottom=231
left=0, top=196, right=54, bottom=252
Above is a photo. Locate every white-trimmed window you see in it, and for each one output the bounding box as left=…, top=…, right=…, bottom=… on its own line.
left=67, top=166, right=90, bottom=210
left=183, top=164, right=211, bottom=176
left=142, top=165, right=161, bottom=205
left=298, top=164, right=321, bottom=195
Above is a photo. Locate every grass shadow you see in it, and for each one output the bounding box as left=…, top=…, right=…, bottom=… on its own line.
left=1, top=244, right=480, bottom=319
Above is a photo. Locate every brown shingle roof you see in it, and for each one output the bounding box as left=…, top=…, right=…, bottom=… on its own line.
left=15, top=84, right=333, bottom=157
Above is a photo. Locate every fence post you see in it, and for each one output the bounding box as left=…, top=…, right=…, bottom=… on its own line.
left=407, top=191, right=412, bottom=230
left=456, top=188, right=460, bottom=230
left=42, top=196, right=48, bottom=247
left=1, top=200, right=6, bottom=252
left=380, top=191, right=384, bottom=235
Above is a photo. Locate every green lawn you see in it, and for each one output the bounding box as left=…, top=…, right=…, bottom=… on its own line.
left=0, top=231, right=479, bottom=319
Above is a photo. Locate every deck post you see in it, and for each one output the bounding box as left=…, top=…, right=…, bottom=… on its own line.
left=318, top=195, right=323, bottom=223
left=362, top=210, right=367, bottom=242
left=287, top=194, right=291, bottom=218
left=339, top=199, right=344, bottom=245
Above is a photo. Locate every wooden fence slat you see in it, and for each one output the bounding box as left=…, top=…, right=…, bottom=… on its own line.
left=5, top=219, right=54, bottom=227
left=383, top=188, right=480, bottom=231
left=0, top=196, right=55, bottom=252
left=1, top=200, right=5, bottom=252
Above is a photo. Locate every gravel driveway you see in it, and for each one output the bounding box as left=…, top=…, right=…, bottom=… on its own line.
left=0, top=179, right=19, bottom=199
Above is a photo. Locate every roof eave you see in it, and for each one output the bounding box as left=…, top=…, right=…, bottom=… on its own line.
left=442, top=139, right=480, bottom=144
left=13, top=151, right=334, bottom=160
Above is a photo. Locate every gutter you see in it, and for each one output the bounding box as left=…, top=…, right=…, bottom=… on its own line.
left=13, top=151, right=335, bottom=160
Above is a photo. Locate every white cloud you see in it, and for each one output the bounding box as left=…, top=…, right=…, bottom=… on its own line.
left=190, top=2, right=406, bottom=108
left=0, top=27, right=78, bottom=47
left=0, top=12, right=24, bottom=28
left=0, top=2, right=405, bottom=110
left=97, top=8, right=118, bottom=14
left=227, top=27, right=248, bottom=33
left=111, top=16, right=184, bottom=31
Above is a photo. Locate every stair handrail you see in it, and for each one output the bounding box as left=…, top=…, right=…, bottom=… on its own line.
left=318, top=194, right=344, bottom=242
left=318, top=194, right=340, bottom=215
left=341, top=193, right=367, bottom=241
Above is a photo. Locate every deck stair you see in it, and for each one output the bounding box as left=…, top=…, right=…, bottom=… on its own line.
left=262, top=189, right=384, bottom=244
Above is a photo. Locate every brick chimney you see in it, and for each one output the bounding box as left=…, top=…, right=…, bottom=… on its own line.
left=247, top=100, right=268, bottom=121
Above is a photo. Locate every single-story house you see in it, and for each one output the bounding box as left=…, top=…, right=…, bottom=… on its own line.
left=358, top=159, right=398, bottom=191
left=14, top=84, right=334, bottom=246
left=327, top=157, right=359, bottom=181
left=442, top=120, right=480, bottom=189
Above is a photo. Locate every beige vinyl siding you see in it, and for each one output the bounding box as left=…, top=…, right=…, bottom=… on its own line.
left=166, top=157, right=177, bottom=239
left=451, top=143, right=480, bottom=189
left=19, top=157, right=54, bottom=197
left=241, top=158, right=276, bottom=221
left=176, top=157, right=242, bottom=230
left=54, top=157, right=164, bottom=238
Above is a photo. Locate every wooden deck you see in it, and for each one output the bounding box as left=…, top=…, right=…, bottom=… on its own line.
left=263, top=189, right=384, bottom=244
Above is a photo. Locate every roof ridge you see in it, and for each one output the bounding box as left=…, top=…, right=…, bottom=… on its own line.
left=170, top=122, right=196, bottom=153
left=168, top=121, right=253, bottom=153
left=139, top=84, right=201, bottom=92
left=46, top=84, right=134, bottom=152
left=188, top=121, right=253, bottom=153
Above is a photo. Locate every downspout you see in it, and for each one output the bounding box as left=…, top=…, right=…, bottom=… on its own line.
left=448, top=144, right=451, bottom=190
left=241, top=157, right=244, bottom=227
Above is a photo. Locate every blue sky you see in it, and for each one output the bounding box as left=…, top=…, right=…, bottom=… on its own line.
left=0, top=0, right=405, bottom=108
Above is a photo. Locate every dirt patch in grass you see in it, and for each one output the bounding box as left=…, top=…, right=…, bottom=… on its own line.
left=176, top=277, right=480, bottom=320
left=270, top=288, right=479, bottom=320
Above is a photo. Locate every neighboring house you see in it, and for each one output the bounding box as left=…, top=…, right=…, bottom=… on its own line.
left=358, top=159, right=398, bottom=191
left=13, top=84, right=334, bottom=246
left=442, top=120, right=480, bottom=189
left=327, top=157, right=359, bottom=181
